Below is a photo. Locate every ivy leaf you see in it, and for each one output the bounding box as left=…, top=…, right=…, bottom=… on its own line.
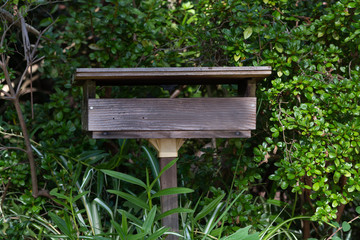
left=243, top=27, right=253, bottom=40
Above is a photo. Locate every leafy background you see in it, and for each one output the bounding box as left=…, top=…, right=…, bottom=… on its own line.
left=1, top=0, right=360, bottom=239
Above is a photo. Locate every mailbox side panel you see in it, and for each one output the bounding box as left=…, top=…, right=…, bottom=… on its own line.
left=87, top=98, right=256, bottom=132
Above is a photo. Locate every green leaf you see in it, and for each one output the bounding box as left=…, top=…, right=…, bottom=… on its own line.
left=280, top=181, right=288, bottom=190
left=275, top=43, right=283, bottom=53
left=334, top=171, right=341, bottom=184
left=101, top=170, right=147, bottom=189
left=108, top=190, right=149, bottom=210
left=72, top=191, right=90, bottom=203
left=118, top=209, right=142, bottom=227
left=312, top=182, right=320, bottom=191
left=142, top=146, right=160, bottom=190
left=111, top=220, right=127, bottom=239
left=155, top=208, right=194, bottom=221
left=146, top=227, right=170, bottom=240
left=48, top=212, right=73, bottom=238
left=342, top=221, right=351, bottom=232
left=88, top=43, right=104, bottom=50
left=150, top=159, right=177, bottom=190
left=356, top=206, right=360, bottom=215
left=221, top=226, right=259, bottom=240
left=143, top=206, right=157, bottom=233
left=243, top=27, right=253, bottom=39
left=152, top=187, right=194, bottom=198
left=347, top=2, right=356, bottom=8
left=93, top=198, right=114, bottom=220
left=194, top=194, right=225, bottom=222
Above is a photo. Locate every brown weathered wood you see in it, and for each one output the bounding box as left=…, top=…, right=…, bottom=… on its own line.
left=86, top=98, right=256, bottom=132
left=81, top=80, right=96, bottom=131
left=91, top=130, right=251, bottom=139
left=73, top=67, right=272, bottom=86
left=160, top=157, right=179, bottom=239
left=245, top=78, right=257, bottom=97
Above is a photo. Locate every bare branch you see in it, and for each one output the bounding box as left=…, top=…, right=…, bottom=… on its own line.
left=0, top=57, right=16, bottom=96
left=20, top=12, right=31, bottom=65
left=0, top=146, right=27, bottom=153
left=31, top=18, right=58, bottom=60
left=0, top=89, right=12, bottom=98
left=0, top=129, right=40, bottom=146
left=0, top=8, right=41, bottom=37
left=16, top=65, right=29, bottom=95
left=1, top=0, right=9, bottom=9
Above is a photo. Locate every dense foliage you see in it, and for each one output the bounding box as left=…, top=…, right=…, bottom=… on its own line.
left=1, top=0, right=360, bottom=239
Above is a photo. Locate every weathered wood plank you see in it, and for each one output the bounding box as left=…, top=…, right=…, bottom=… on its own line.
left=90, top=130, right=251, bottom=139
left=74, top=67, right=272, bottom=86
left=86, top=98, right=256, bottom=132
left=81, top=80, right=96, bottom=131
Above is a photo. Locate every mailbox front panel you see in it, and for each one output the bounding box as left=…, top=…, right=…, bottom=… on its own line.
left=86, top=97, right=256, bottom=134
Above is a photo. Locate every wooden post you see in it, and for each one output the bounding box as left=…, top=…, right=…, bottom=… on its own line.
left=160, top=157, right=178, bottom=239
left=245, top=78, right=257, bottom=97
left=82, top=80, right=96, bottom=131
left=149, top=139, right=184, bottom=239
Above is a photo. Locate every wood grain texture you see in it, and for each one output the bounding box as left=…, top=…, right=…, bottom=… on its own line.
left=86, top=98, right=256, bottom=132
left=90, top=130, right=251, bottom=139
left=160, top=157, right=179, bottom=239
left=81, top=80, right=96, bottom=131
left=245, top=78, right=257, bottom=97
left=74, top=67, right=272, bottom=86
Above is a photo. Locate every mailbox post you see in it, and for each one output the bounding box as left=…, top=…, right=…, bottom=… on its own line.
left=74, top=67, right=271, bottom=238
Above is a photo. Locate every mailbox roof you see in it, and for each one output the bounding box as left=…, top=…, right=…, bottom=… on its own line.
left=73, top=66, right=271, bottom=86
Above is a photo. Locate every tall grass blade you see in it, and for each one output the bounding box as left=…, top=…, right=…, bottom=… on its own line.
left=79, top=169, right=93, bottom=190
left=194, top=194, right=225, bottom=222
left=128, top=232, right=148, bottom=240
left=155, top=208, right=194, bottom=221
left=118, top=209, right=143, bottom=227
left=108, top=190, right=150, bottom=210
left=146, top=227, right=170, bottom=240
left=90, top=201, right=102, bottom=235
left=220, top=226, right=259, bottom=240
left=152, top=187, right=194, bottom=198
left=102, top=170, right=147, bottom=189
left=149, top=158, right=177, bottom=190
left=93, top=198, right=114, bottom=220
left=48, top=212, right=73, bottom=239
left=204, top=202, right=223, bottom=235
left=111, top=220, right=126, bottom=239
left=142, top=146, right=160, bottom=190
left=143, top=206, right=157, bottom=233
left=204, top=190, right=245, bottom=239
left=261, top=215, right=310, bottom=240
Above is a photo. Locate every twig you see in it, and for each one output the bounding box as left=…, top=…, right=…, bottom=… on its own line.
left=0, top=89, right=12, bottom=98
left=0, top=129, right=40, bottom=146
left=170, top=85, right=187, bottom=98
left=0, top=146, right=27, bottom=153
left=0, top=8, right=42, bottom=39
left=1, top=178, right=11, bottom=210
left=327, top=216, right=360, bottom=240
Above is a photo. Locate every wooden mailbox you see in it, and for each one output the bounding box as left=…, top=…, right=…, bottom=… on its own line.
left=74, top=66, right=271, bottom=238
